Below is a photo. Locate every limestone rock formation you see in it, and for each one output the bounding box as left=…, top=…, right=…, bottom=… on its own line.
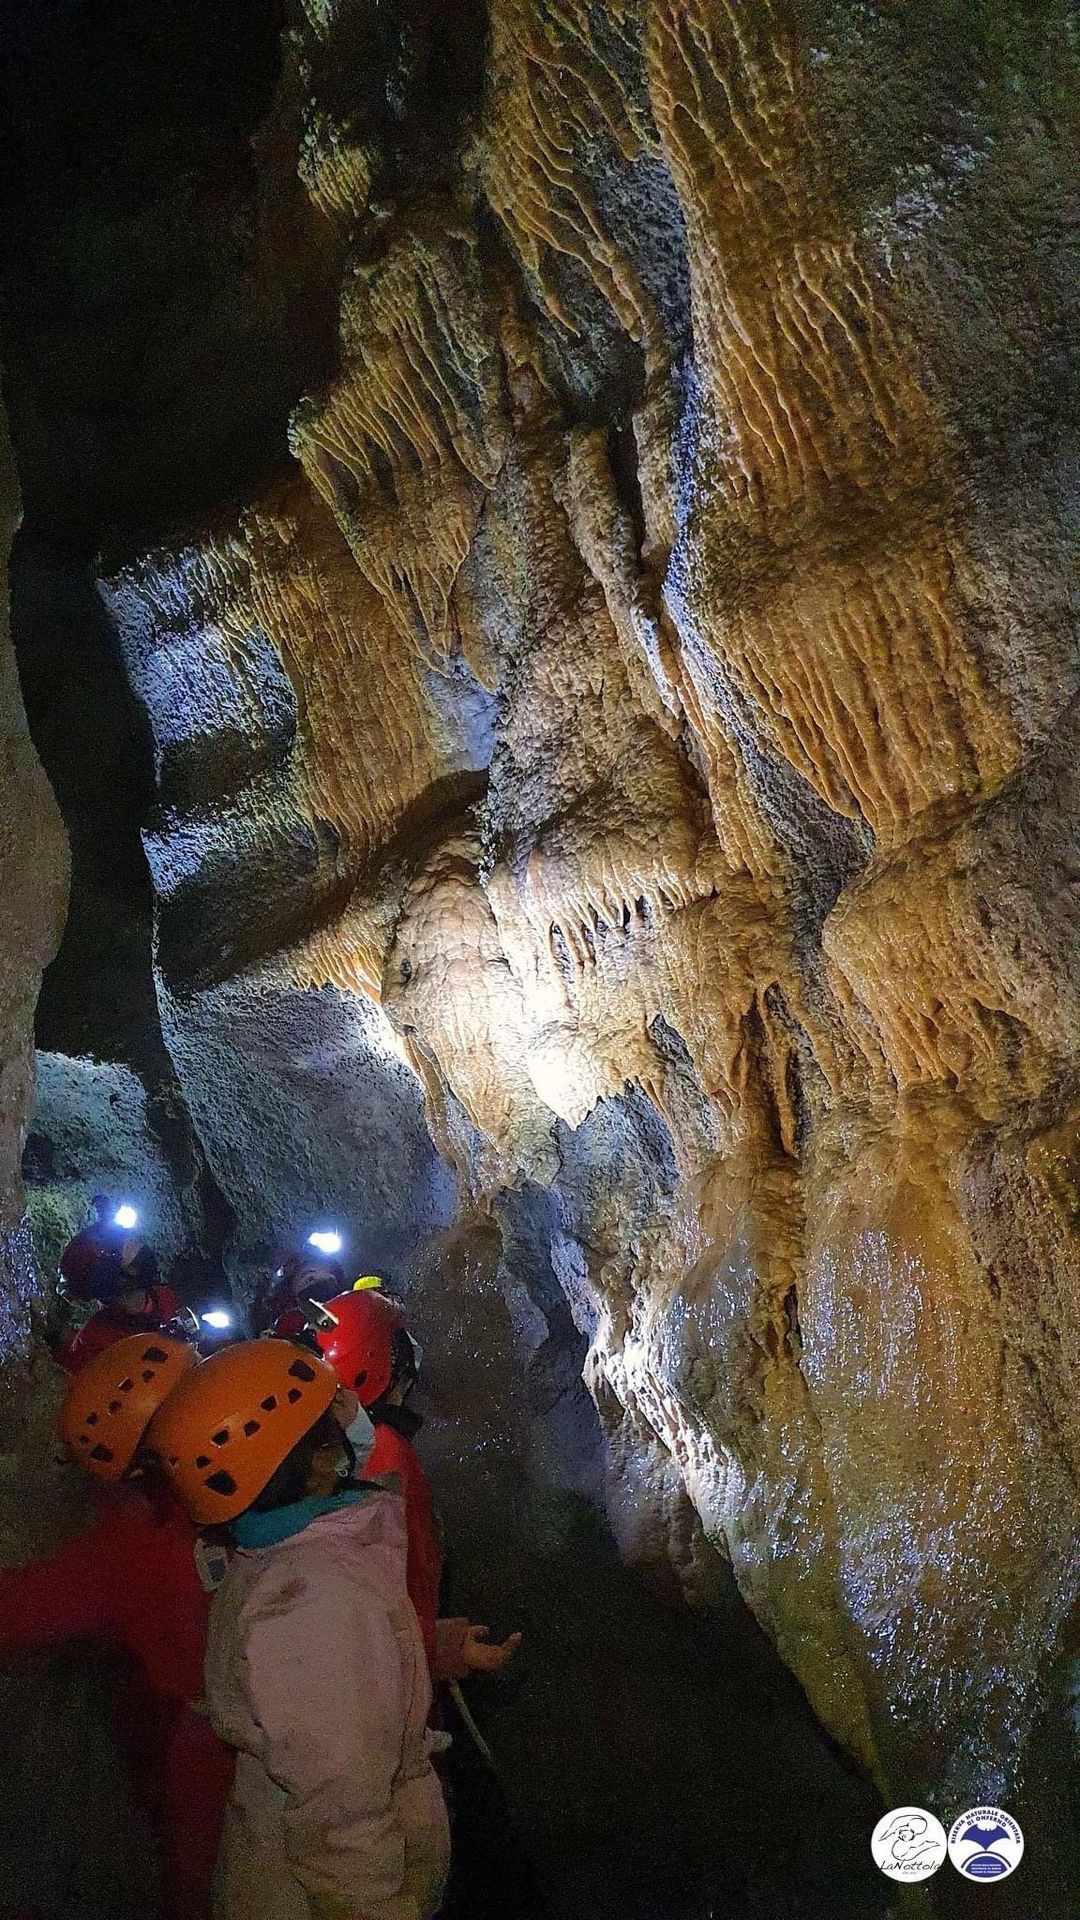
left=0, top=398, right=78, bottom=1586
left=0, top=399, right=66, bottom=1363
left=79, top=0, right=1080, bottom=1905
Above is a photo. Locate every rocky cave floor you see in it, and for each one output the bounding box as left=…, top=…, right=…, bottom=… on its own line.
left=0, top=1576, right=892, bottom=1920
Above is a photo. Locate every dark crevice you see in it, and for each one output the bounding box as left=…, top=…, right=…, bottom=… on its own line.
left=10, top=535, right=160, bottom=1071
left=0, top=0, right=328, bottom=1283
left=287, top=0, right=489, bottom=205
left=781, top=1282, right=803, bottom=1363
left=0, top=0, right=341, bottom=546
left=11, top=533, right=236, bottom=1288
left=605, top=417, right=648, bottom=558
left=741, top=998, right=786, bottom=1159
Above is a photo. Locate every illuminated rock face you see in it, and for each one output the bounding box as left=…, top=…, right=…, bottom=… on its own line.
left=101, top=0, right=1078, bottom=1874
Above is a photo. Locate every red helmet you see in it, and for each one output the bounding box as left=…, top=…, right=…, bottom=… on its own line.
left=58, top=1229, right=128, bottom=1303
left=276, top=1250, right=347, bottom=1295
left=269, top=1306, right=309, bottom=1341
left=312, top=1290, right=407, bottom=1406
left=57, top=1287, right=190, bottom=1375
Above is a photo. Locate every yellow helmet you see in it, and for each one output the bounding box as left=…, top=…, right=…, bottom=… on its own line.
left=352, top=1274, right=383, bottom=1291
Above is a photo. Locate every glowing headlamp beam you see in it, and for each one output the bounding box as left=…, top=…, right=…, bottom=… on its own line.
left=113, top=1205, right=140, bottom=1231
left=201, top=1309, right=233, bottom=1331
left=308, top=1229, right=343, bottom=1256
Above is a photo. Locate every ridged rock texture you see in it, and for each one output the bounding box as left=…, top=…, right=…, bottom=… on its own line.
left=92, top=0, right=1079, bottom=1905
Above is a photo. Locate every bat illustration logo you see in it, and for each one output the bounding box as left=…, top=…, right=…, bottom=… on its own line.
left=962, top=1824, right=1010, bottom=1851
left=948, top=1806, right=1023, bottom=1880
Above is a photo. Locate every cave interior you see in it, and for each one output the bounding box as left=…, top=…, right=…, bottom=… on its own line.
left=0, top=0, right=1077, bottom=1916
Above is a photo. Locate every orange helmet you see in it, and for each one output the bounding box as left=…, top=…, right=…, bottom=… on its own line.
left=58, top=1332, right=196, bottom=1482
left=144, top=1339, right=339, bottom=1524
left=311, top=1289, right=408, bottom=1406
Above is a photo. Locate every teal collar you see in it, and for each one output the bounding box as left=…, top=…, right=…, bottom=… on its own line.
left=229, top=1485, right=369, bottom=1550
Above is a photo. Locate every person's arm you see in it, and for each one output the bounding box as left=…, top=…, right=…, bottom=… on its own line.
left=395, top=1451, right=442, bottom=1674
left=0, top=1518, right=111, bottom=1662
left=239, top=1564, right=435, bottom=1920
left=433, top=1617, right=523, bottom=1683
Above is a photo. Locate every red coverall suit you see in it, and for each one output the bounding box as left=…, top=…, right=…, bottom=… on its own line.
left=0, top=1481, right=234, bottom=1920
left=367, top=1416, right=443, bottom=1675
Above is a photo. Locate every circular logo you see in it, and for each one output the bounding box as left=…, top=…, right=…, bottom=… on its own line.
left=948, top=1806, right=1024, bottom=1881
left=872, top=1807, right=948, bottom=1881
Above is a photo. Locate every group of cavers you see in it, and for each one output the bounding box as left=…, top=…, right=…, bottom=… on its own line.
left=2, top=1208, right=536, bottom=1920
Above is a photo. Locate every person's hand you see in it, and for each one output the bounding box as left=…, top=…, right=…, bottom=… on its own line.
left=332, top=1385, right=360, bottom=1430
left=460, top=1623, right=523, bottom=1675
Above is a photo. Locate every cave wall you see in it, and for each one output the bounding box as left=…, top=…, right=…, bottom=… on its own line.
left=0, top=0, right=353, bottom=1309
left=87, top=0, right=1080, bottom=1900
left=0, top=397, right=66, bottom=1362
left=0, top=401, right=110, bottom=1920
left=23, top=1052, right=206, bottom=1297
left=11, top=538, right=232, bottom=1304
